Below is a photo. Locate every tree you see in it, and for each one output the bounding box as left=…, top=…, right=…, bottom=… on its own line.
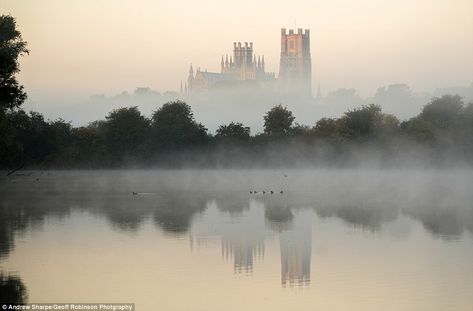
left=103, top=106, right=150, bottom=161
left=342, top=104, right=382, bottom=140
left=70, top=124, right=105, bottom=165
left=151, top=100, right=208, bottom=149
left=401, top=117, right=435, bottom=143
left=313, top=118, right=344, bottom=140
left=0, top=15, right=29, bottom=110
left=373, top=114, right=400, bottom=140
left=420, top=95, right=463, bottom=129
left=215, top=122, right=250, bottom=142
left=6, top=110, right=50, bottom=163
left=458, top=102, right=473, bottom=155
left=263, top=104, right=295, bottom=136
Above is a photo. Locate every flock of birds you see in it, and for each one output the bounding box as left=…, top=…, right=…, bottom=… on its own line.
left=132, top=190, right=284, bottom=196
left=249, top=190, right=284, bottom=195
left=248, top=174, right=287, bottom=195
left=132, top=174, right=289, bottom=196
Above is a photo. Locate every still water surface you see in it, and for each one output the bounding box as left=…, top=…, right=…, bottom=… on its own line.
left=1, top=170, right=473, bottom=310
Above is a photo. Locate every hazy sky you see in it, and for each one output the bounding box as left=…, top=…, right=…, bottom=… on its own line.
left=2, top=0, right=473, bottom=100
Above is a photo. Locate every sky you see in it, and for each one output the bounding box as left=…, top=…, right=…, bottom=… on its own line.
left=1, top=0, right=473, bottom=112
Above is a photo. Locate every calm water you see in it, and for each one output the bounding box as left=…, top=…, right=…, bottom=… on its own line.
left=1, top=170, right=473, bottom=310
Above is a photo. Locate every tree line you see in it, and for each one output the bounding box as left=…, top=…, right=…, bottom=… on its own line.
left=1, top=96, right=472, bottom=168
left=1, top=14, right=473, bottom=169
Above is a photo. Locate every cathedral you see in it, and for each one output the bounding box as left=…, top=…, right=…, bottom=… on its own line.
left=279, top=28, right=312, bottom=95
left=184, top=28, right=312, bottom=97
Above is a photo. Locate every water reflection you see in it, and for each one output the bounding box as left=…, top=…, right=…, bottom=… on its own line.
left=0, top=273, right=27, bottom=304
left=153, top=191, right=207, bottom=234
left=279, top=211, right=312, bottom=287
left=0, top=170, right=473, bottom=290
left=191, top=199, right=266, bottom=274
left=261, top=196, right=293, bottom=232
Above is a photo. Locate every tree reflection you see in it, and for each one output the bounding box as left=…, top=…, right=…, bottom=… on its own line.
left=0, top=273, right=27, bottom=304
left=315, top=203, right=398, bottom=232
left=405, top=206, right=473, bottom=240
left=153, top=191, right=207, bottom=234
left=1, top=170, right=473, bottom=293
left=260, top=197, right=293, bottom=232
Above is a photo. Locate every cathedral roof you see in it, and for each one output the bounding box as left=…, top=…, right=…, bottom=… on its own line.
left=197, top=71, right=233, bottom=83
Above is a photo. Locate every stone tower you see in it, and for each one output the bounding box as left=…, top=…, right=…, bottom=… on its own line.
left=279, top=28, right=312, bottom=96
left=221, top=42, right=265, bottom=81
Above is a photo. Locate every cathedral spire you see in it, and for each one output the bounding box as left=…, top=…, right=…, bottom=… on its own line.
left=187, top=64, right=194, bottom=92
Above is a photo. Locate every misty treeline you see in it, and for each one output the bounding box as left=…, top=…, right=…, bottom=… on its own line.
left=1, top=14, right=473, bottom=169
left=1, top=96, right=473, bottom=168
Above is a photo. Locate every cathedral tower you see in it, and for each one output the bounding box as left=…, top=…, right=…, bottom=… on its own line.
left=279, top=28, right=312, bottom=96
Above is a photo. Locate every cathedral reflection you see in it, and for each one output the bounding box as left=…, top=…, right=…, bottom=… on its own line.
left=2, top=171, right=472, bottom=291
left=191, top=197, right=313, bottom=286
left=260, top=196, right=312, bottom=286
left=190, top=198, right=266, bottom=273
left=278, top=211, right=312, bottom=287
left=221, top=235, right=265, bottom=273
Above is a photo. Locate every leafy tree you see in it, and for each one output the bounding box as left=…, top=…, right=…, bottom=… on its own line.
left=289, top=123, right=311, bottom=137
left=263, top=104, right=295, bottom=136
left=0, top=15, right=29, bottom=110
left=401, top=117, right=434, bottom=143
left=215, top=122, right=250, bottom=142
left=151, top=100, right=208, bottom=149
left=0, top=15, right=29, bottom=167
left=103, top=106, right=150, bottom=161
left=459, top=102, right=473, bottom=135
left=313, top=118, right=349, bottom=141
left=342, top=104, right=382, bottom=140
left=0, top=108, right=22, bottom=166
left=420, top=95, right=463, bottom=129
left=374, top=113, right=400, bottom=140
left=70, top=125, right=105, bottom=165
left=313, top=118, right=337, bottom=136
left=6, top=110, right=50, bottom=163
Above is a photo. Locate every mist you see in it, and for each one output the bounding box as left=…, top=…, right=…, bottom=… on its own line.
left=20, top=83, right=473, bottom=134
left=4, top=0, right=473, bottom=109
left=2, top=1, right=473, bottom=309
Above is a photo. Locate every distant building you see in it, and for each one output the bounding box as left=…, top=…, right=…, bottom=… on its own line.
left=279, top=28, right=312, bottom=97
left=185, top=28, right=312, bottom=97
left=187, top=42, right=275, bottom=93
